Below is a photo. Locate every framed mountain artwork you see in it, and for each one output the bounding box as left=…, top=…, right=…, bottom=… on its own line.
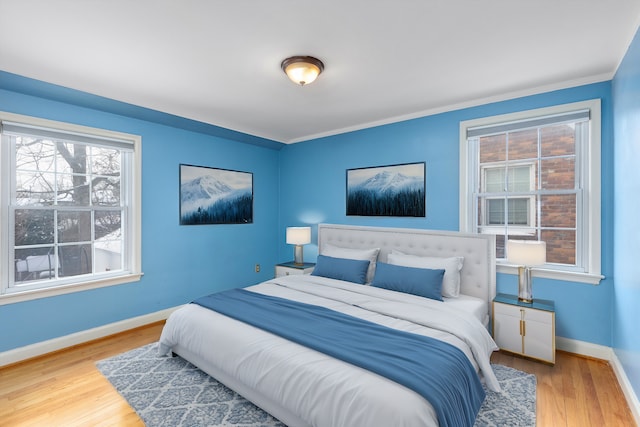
left=179, top=164, right=253, bottom=225
left=346, top=162, right=425, bottom=217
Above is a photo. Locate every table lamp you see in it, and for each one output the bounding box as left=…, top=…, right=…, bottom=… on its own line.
left=507, top=240, right=546, bottom=303
left=286, top=226, right=311, bottom=265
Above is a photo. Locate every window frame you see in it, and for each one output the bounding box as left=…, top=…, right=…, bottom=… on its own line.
left=0, top=112, right=142, bottom=305
left=459, top=99, right=603, bottom=285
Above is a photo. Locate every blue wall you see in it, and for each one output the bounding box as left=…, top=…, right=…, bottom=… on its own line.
left=612, top=26, right=640, bottom=398
left=279, top=82, right=614, bottom=347
left=0, top=78, right=282, bottom=352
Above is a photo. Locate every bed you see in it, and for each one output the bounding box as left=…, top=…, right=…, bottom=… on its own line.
left=159, top=224, right=499, bottom=427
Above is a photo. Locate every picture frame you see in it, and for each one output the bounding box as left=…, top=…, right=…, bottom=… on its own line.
left=346, top=162, right=425, bottom=217
left=179, top=164, right=253, bottom=225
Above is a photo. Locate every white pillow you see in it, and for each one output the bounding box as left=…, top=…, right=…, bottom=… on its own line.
left=387, top=250, right=464, bottom=298
left=321, top=243, right=380, bottom=283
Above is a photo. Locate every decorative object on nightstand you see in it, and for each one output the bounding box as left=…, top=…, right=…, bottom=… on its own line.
left=275, top=261, right=315, bottom=278
left=286, top=226, right=311, bottom=265
left=507, top=239, right=546, bottom=303
left=493, top=293, right=556, bottom=364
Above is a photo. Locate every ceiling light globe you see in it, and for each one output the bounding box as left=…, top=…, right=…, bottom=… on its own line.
left=281, top=56, right=324, bottom=86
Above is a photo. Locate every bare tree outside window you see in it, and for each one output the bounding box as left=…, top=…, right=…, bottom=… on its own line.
left=13, top=136, right=123, bottom=284
left=1, top=112, right=141, bottom=301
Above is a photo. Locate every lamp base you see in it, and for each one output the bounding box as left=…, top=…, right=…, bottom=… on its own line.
left=517, top=266, right=533, bottom=303
left=293, top=245, right=304, bottom=265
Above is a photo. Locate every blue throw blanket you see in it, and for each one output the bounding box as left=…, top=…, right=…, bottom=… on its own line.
left=193, top=288, right=485, bottom=427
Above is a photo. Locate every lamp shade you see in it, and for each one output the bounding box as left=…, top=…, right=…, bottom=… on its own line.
left=507, top=240, right=546, bottom=266
left=286, top=227, right=311, bottom=245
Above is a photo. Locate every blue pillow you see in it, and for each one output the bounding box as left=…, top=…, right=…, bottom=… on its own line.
left=311, top=255, right=370, bottom=284
left=371, top=262, right=445, bottom=301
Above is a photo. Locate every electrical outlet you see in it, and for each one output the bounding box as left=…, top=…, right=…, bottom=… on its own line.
left=255, top=264, right=260, bottom=273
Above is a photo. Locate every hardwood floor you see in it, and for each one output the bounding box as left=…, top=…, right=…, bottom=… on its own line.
left=491, top=351, right=636, bottom=427
left=0, top=322, right=163, bottom=427
left=0, top=322, right=636, bottom=426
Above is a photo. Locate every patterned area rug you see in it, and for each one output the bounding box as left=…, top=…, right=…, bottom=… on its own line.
left=97, top=342, right=536, bottom=427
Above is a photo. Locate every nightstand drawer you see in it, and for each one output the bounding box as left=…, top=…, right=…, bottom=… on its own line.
left=275, top=262, right=315, bottom=278
left=494, top=301, right=553, bottom=324
left=276, top=266, right=305, bottom=276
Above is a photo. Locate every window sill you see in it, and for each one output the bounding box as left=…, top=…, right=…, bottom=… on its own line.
left=0, top=273, right=143, bottom=306
left=497, top=263, right=603, bottom=285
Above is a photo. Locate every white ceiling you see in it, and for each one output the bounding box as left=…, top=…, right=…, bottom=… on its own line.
left=1, top=1, right=639, bottom=144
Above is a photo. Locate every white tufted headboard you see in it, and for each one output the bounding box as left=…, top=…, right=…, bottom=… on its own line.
left=318, top=224, right=496, bottom=304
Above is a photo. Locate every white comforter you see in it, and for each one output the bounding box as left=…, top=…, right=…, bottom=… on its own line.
left=159, top=275, right=500, bottom=427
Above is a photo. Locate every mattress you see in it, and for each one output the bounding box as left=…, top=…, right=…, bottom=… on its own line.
left=444, top=293, right=489, bottom=326
left=159, top=275, right=499, bottom=427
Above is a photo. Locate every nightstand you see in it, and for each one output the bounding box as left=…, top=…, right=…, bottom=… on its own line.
left=492, top=293, right=556, bottom=364
left=275, top=262, right=315, bottom=278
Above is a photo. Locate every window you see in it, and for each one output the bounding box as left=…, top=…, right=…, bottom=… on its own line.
left=0, top=112, right=142, bottom=304
left=459, top=100, right=602, bottom=284
left=481, top=164, right=535, bottom=228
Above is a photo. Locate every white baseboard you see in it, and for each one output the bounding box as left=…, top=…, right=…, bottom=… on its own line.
left=0, top=305, right=182, bottom=368
left=557, top=336, right=640, bottom=426
left=556, top=336, right=615, bottom=360
left=611, top=352, right=640, bottom=426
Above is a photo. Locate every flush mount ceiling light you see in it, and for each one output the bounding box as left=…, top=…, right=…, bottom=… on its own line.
left=281, top=56, right=324, bottom=86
